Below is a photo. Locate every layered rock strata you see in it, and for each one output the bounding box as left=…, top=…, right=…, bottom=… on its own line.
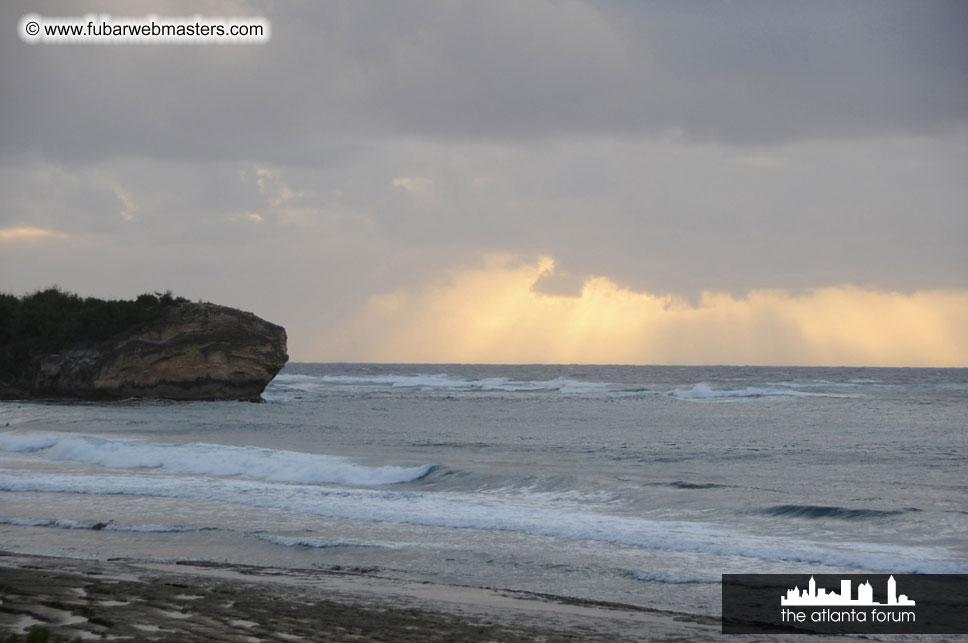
left=22, top=302, right=288, bottom=402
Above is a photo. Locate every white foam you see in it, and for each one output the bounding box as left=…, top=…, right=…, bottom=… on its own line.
left=275, top=373, right=472, bottom=390
left=0, top=517, right=92, bottom=529
left=256, top=534, right=361, bottom=548
left=0, top=433, right=61, bottom=452
left=270, top=373, right=871, bottom=401
left=0, top=433, right=432, bottom=486
left=771, top=379, right=876, bottom=390
left=271, top=373, right=614, bottom=395
left=270, top=373, right=868, bottom=401
left=666, top=382, right=856, bottom=400
left=1, top=472, right=962, bottom=574
left=112, top=523, right=196, bottom=533
left=626, top=570, right=719, bottom=584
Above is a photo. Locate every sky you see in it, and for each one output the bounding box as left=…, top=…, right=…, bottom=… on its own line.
left=2, top=0, right=966, bottom=366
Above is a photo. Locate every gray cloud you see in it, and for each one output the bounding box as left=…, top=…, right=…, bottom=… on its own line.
left=531, top=267, right=585, bottom=298
left=1, top=0, right=965, bottom=166
left=1, top=0, right=966, bottom=357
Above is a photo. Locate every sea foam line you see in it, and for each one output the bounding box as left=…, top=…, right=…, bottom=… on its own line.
left=254, top=533, right=389, bottom=549
left=269, top=374, right=858, bottom=400
left=0, top=432, right=432, bottom=486
left=666, top=382, right=858, bottom=400
left=0, top=472, right=962, bottom=574
left=272, top=373, right=613, bottom=395
left=625, top=569, right=720, bottom=584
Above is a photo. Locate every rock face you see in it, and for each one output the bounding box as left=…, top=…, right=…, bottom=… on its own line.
left=28, top=303, right=288, bottom=402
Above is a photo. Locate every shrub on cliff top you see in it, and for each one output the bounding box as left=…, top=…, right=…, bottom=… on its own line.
left=0, top=287, right=187, bottom=381
left=4, top=627, right=82, bottom=643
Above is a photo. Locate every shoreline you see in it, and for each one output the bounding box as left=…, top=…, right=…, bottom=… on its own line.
left=0, top=551, right=721, bottom=642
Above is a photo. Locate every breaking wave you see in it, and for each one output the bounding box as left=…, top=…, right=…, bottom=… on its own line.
left=255, top=534, right=369, bottom=549
left=272, top=373, right=613, bottom=396
left=666, top=382, right=856, bottom=400
left=0, top=472, right=962, bottom=574
left=0, top=432, right=433, bottom=486
left=269, top=373, right=862, bottom=402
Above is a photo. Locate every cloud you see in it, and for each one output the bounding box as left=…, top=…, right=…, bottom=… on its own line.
left=392, top=176, right=435, bottom=195
left=1, top=1, right=965, bottom=364
left=732, top=155, right=786, bottom=169
left=531, top=259, right=585, bottom=298
left=1, top=134, right=964, bottom=309
left=316, top=255, right=968, bottom=366
left=1, top=0, right=965, bottom=167
left=227, top=212, right=263, bottom=223
left=0, top=226, right=67, bottom=242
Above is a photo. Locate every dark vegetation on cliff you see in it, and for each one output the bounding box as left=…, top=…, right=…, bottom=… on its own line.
left=0, top=287, right=187, bottom=382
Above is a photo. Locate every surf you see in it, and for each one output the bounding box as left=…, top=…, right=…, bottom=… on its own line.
left=0, top=432, right=433, bottom=486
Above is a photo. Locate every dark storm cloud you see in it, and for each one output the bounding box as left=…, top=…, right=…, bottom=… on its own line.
left=604, top=0, right=968, bottom=143
left=1, top=0, right=966, bottom=166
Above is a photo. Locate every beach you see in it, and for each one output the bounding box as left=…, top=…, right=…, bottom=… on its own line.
left=0, top=551, right=720, bottom=642
left=2, top=365, right=966, bottom=640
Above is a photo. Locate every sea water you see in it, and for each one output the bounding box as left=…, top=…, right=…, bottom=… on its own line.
left=1, top=364, right=965, bottom=616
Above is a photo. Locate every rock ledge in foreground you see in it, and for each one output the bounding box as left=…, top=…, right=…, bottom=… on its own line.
left=27, top=302, right=288, bottom=402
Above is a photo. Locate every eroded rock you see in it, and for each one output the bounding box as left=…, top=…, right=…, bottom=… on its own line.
left=28, top=303, right=287, bottom=401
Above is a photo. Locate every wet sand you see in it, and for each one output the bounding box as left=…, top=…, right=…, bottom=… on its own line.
left=0, top=551, right=721, bottom=642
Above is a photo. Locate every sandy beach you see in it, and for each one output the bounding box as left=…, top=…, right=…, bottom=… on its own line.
left=0, top=551, right=723, bottom=642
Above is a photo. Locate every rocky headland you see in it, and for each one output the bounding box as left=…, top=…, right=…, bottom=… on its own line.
left=0, top=292, right=287, bottom=402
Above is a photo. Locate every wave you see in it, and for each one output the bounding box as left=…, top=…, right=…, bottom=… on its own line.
left=272, top=373, right=613, bottom=396
left=270, top=374, right=865, bottom=402
left=0, top=433, right=61, bottom=452
left=1, top=472, right=962, bottom=574
left=770, top=379, right=890, bottom=391
left=0, top=516, right=195, bottom=533
left=666, top=382, right=856, bottom=400
left=758, top=505, right=918, bottom=521
left=625, top=570, right=719, bottom=584
left=664, top=481, right=727, bottom=489
left=771, top=379, right=859, bottom=388
left=0, top=432, right=433, bottom=486
left=255, top=534, right=369, bottom=549
left=641, top=480, right=727, bottom=489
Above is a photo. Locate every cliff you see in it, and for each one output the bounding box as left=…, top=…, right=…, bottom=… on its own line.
left=5, top=302, right=288, bottom=402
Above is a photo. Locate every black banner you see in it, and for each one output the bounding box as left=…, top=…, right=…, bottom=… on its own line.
left=722, top=574, right=968, bottom=634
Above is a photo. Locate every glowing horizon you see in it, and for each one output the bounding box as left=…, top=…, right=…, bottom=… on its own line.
left=297, top=256, right=968, bottom=367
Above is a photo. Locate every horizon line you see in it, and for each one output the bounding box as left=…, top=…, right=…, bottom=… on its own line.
left=283, top=361, right=967, bottom=369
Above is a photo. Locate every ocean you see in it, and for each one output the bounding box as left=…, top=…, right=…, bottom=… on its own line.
left=1, top=364, right=966, bottom=618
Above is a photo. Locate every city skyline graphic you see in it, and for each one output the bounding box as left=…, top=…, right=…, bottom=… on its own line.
left=781, top=576, right=915, bottom=607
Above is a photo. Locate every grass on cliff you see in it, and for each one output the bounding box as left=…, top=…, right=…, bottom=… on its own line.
left=3, top=628, right=82, bottom=643
left=0, top=287, right=187, bottom=382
